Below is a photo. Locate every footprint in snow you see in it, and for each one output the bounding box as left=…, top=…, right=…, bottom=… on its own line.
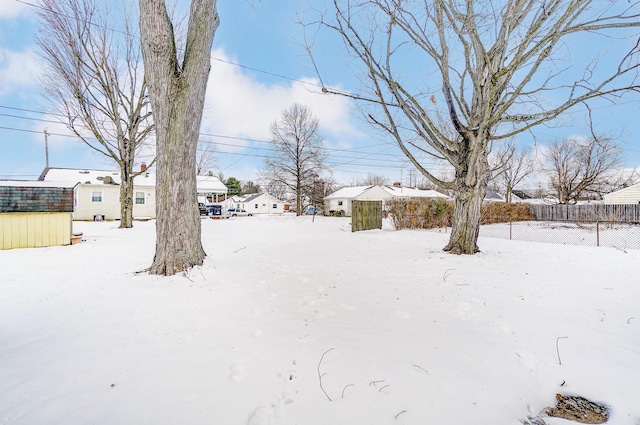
left=229, top=362, right=248, bottom=382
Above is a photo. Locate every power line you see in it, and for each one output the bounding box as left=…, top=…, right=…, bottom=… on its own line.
left=0, top=106, right=413, bottom=162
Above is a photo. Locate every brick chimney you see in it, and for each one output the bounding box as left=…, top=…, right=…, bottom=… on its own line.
left=393, top=181, right=401, bottom=187
left=140, top=162, right=147, bottom=172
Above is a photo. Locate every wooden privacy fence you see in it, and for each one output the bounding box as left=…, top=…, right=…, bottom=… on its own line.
left=352, top=200, right=382, bottom=232
left=529, top=204, right=640, bottom=223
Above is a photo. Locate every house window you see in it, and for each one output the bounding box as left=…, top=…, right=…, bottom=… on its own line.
left=255, top=204, right=258, bottom=209
left=135, top=192, right=145, bottom=205
left=272, top=204, right=277, bottom=209
left=338, top=201, right=343, bottom=206
left=91, top=191, right=102, bottom=202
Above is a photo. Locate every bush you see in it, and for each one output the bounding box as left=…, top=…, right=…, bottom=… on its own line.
left=387, top=198, right=454, bottom=229
left=480, top=202, right=534, bottom=224
left=388, top=198, right=533, bottom=230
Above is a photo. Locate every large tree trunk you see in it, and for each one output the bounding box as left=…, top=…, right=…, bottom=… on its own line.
left=152, top=109, right=204, bottom=274
left=139, top=0, right=218, bottom=275
left=444, top=148, right=489, bottom=254
left=119, top=167, right=134, bottom=228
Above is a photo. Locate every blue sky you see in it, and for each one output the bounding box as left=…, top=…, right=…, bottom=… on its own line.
left=1, top=0, right=639, bottom=188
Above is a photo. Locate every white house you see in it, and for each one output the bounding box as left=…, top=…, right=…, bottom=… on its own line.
left=324, top=185, right=375, bottom=216
left=603, top=182, right=640, bottom=204
left=197, top=175, right=228, bottom=205
left=226, top=192, right=289, bottom=215
left=39, top=167, right=227, bottom=220
left=324, top=185, right=452, bottom=216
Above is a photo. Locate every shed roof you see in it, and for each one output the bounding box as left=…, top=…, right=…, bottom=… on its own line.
left=0, top=180, right=77, bottom=189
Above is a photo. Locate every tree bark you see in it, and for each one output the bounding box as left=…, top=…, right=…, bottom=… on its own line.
left=444, top=144, right=489, bottom=254
left=119, top=165, right=134, bottom=228
left=139, top=0, right=219, bottom=275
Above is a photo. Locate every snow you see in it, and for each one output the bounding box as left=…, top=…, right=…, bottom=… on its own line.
left=1, top=216, right=638, bottom=425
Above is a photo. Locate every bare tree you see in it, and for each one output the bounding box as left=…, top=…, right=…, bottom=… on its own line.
left=196, top=139, right=218, bottom=175
left=35, top=0, right=154, bottom=228
left=242, top=181, right=261, bottom=194
left=352, top=173, right=389, bottom=186
left=490, top=142, right=535, bottom=203
left=310, top=1, right=640, bottom=253
left=139, top=0, right=219, bottom=275
left=544, top=135, right=622, bottom=204
left=262, top=104, right=328, bottom=215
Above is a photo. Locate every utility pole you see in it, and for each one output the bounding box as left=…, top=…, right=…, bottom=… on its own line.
left=43, top=129, right=50, bottom=168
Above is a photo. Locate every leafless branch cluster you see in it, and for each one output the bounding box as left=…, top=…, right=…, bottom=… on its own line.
left=306, top=0, right=640, bottom=254
left=261, top=103, right=329, bottom=215
left=35, top=0, right=154, bottom=227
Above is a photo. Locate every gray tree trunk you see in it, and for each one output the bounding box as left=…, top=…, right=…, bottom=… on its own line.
left=444, top=146, right=489, bottom=254
left=139, top=0, right=219, bottom=275
left=119, top=165, right=134, bottom=228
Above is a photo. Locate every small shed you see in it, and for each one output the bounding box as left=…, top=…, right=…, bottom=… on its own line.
left=0, top=181, right=77, bottom=250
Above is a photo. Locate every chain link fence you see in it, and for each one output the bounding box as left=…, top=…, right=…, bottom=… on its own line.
left=479, top=220, right=640, bottom=250
left=388, top=199, right=640, bottom=250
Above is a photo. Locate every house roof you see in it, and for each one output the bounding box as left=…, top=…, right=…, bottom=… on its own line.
left=381, top=186, right=451, bottom=199
left=38, top=167, right=227, bottom=193
left=604, top=181, right=640, bottom=198
left=39, top=167, right=155, bottom=186
left=325, top=185, right=452, bottom=201
left=232, top=192, right=286, bottom=203
left=242, top=193, right=264, bottom=203
left=196, top=175, right=228, bottom=193
left=324, top=185, right=374, bottom=200
left=484, top=188, right=505, bottom=201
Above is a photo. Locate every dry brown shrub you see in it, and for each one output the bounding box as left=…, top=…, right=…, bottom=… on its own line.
left=387, top=198, right=453, bottom=229
left=481, top=202, right=534, bottom=224
left=388, top=199, right=533, bottom=229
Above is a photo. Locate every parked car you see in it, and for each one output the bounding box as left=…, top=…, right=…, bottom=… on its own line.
left=227, top=208, right=252, bottom=217
left=208, top=204, right=223, bottom=216
left=198, top=202, right=208, bottom=215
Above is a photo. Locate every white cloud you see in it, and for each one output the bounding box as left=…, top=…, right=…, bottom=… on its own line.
left=0, top=0, right=30, bottom=19
left=201, top=48, right=364, bottom=151
left=0, top=48, right=41, bottom=95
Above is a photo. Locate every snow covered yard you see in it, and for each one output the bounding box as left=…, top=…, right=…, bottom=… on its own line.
left=478, top=221, right=640, bottom=251
left=1, top=216, right=638, bottom=425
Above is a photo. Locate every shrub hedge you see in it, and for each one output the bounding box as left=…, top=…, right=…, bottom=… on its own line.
left=387, top=198, right=533, bottom=230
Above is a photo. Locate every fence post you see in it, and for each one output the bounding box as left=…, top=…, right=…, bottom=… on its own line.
left=596, top=221, right=600, bottom=247
left=509, top=220, right=512, bottom=240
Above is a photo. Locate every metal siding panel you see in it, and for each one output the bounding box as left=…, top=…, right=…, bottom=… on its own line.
left=11, top=215, right=20, bottom=248
left=1, top=215, right=10, bottom=249
left=26, top=214, right=35, bottom=247
left=34, top=214, right=44, bottom=247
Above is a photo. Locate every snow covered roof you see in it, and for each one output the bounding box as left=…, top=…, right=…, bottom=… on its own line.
left=0, top=180, right=77, bottom=189
left=324, top=185, right=374, bottom=200
left=39, top=168, right=227, bottom=193
left=381, top=186, right=452, bottom=199
left=196, top=175, right=227, bottom=193
left=39, top=167, right=155, bottom=186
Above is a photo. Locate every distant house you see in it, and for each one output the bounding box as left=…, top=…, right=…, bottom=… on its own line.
left=226, top=192, right=289, bottom=214
left=197, top=175, right=228, bottom=205
left=0, top=181, right=77, bottom=250
left=603, top=182, right=640, bottom=205
left=324, top=184, right=452, bottom=216
left=39, top=167, right=228, bottom=220
left=484, top=188, right=505, bottom=203
left=40, top=167, right=155, bottom=221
